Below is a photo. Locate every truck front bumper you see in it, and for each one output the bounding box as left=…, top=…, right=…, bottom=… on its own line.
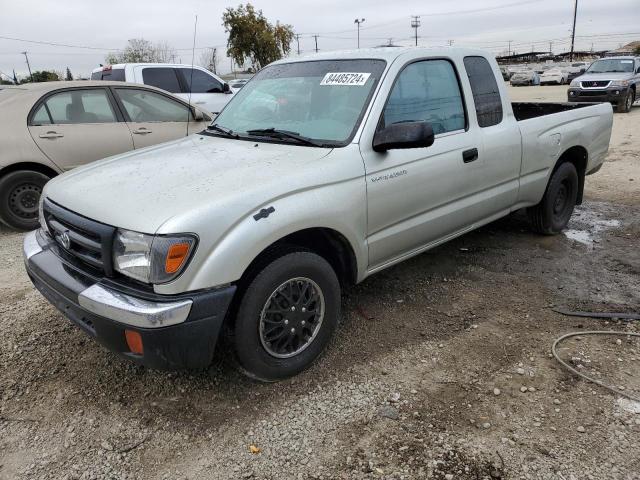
left=567, top=87, right=629, bottom=104
left=24, top=230, right=236, bottom=370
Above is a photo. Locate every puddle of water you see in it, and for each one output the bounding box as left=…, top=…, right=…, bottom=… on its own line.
left=563, top=207, right=621, bottom=246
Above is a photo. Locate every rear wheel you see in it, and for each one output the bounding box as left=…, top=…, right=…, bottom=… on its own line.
left=0, top=170, right=50, bottom=231
left=528, top=162, right=579, bottom=235
left=232, top=250, right=341, bottom=381
left=617, top=90, right=634, bottom=113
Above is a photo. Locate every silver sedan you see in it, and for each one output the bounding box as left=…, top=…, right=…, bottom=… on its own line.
left=0, top=81, right=211, bottom=230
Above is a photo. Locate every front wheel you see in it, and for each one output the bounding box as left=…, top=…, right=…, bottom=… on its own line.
left=528, top=162, right=579, bottom=235
left=232, top=250, right=341, bottom=381
left=0, top=170, right=51, bottom=231
left=617, top=90, right=634, bottom=113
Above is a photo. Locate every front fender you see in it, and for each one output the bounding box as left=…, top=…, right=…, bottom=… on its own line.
left=153, top=177, right=368, bottom=295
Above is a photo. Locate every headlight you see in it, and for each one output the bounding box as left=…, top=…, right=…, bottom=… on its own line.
left=113, top=229, right=197, bottom=284
left=569, top=79, right=580, bottom=87
left=610, top=80, right=629, bottom=87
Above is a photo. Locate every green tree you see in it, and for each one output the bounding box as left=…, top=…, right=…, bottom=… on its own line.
left=20, top=70, right=60, bottom=83
left=222, top=4, right=294, bottom=70
left=634, top=45, right=640, bottom=55
left=65, top=67, right=73, bottom=81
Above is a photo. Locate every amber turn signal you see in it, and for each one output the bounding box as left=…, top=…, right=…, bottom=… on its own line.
left=165, top=242, right=190, bottom=274
left=125, top=330, right=144, bottom=355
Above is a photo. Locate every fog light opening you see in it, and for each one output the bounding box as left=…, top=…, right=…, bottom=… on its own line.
left=125, top=330, right=144, bottom=355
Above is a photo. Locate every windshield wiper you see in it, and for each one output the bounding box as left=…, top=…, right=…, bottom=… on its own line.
left=245, top=128, right=324, bottom=147
left=207, top=123, right=238, bottom=138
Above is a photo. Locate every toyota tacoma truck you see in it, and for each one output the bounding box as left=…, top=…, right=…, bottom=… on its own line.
left=24, top=47, right=613, bottom=381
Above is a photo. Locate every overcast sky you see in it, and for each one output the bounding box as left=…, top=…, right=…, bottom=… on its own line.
left=1, top=0, right=638, bottom=79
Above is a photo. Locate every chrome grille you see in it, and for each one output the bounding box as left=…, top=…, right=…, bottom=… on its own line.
left=43, top=199, right=116, bottom=276
left=581, top=80, right=610, bottom=89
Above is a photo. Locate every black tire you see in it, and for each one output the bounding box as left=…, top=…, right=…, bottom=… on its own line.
left=232, top=250, right=341, bottom=381
left=616, top=90, right=634, bottom=113
left=528, top=162, right=579, bottom=235
left=0, top=170, right=50, bottom=231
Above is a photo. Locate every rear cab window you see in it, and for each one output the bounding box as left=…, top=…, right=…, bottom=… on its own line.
left=141, top=68, right=182, bottom=93
left=463, top=56, right=503, bottom=128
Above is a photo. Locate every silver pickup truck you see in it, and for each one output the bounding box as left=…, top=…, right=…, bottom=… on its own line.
left=24, top=47, right=613, bottom=381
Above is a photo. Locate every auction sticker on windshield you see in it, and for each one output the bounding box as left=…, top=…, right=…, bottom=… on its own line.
left=320, top=72, right=371, bottom=86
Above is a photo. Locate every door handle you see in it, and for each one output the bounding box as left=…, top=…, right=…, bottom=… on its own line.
left=462, top=148, right=479, bottom=163
left=194, top=101, right=206, bottom=105
left=132, top=128, right=152, bottom=135
left=39, top=131, right=64, bottom=139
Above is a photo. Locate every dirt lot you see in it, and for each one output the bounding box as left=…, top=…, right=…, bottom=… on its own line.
left=1, top=85, right=639, bottom=480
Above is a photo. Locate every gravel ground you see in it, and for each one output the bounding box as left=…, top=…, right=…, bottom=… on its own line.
left=1, top=85, right=639, bottom=480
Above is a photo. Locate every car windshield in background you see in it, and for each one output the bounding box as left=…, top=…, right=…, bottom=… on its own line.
left=211, top=59, right=386, bottom=146
left=586, top=59, right=635, bottom=74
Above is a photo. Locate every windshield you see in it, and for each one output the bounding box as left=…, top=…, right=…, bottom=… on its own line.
left=586, top=59, right=635, bottom=74
left=212, top=59, right=386, bottom=146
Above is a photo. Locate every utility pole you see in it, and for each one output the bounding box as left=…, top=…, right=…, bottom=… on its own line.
left=21, top=51, right=33, bottom=83
left=410, top=16, right=420, bottom=46
left=313, top=34, right=319, bottom=53
left=295, top=34, right=301, bottom=55
left=354, top=18, right=365, bottom=49
left=570, top=0, right=578, bottom=62
left=448, top=40, right=454, bottom=47
left=508, top=40, right=512, bottom=56
left=549, top=41, right=553, bottom=56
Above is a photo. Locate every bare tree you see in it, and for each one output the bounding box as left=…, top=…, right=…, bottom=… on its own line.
left=106, top=39, right=177, bottom=64
left=155, top=41, right=177, bottom=63
left=199, top=47, right=219, bottom=74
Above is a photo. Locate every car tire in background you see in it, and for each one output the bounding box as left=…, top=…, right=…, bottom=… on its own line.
left=528, top=162, right=579, bottom=235
left=616, top=90, right=634, bottom=113
left=232, top=249, right=341, bottom=382
left=0, top=170, right=50, bottom=231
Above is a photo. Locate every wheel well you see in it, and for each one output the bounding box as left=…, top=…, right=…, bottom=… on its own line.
left=554, top=146, right=587, bottom=205
left=0, top=162, right=58, bottom=180
left=244, top=228, right=358, bottom=288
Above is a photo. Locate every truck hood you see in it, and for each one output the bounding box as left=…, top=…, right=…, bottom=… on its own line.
left=44, top=134, right=333, bottom=234
left=575, top=72, right=634, bottom=83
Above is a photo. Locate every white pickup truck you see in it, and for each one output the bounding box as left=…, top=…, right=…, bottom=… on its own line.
left=25, top=47, right=613, bottom=381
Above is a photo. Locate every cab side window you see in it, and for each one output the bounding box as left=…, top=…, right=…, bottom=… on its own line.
left=382, top=59, right=465, bottom=135
left=178, top=68, right=223, bottom=93
left=34, top=89, right=117, bottom=125
left=463, top=56, right=503, bottom=127
left=141, top=68, right=182, bottom=94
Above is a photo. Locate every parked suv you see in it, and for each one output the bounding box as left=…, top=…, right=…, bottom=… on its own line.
left=568, top=56, right=640, bottom=113
left=91, top=64, right=234, bottom=114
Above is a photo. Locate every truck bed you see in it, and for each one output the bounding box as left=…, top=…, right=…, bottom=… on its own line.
left=512, top=102, right=593, bottom=121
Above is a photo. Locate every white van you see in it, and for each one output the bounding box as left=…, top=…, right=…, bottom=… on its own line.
left=91, top=64, right=234, bottom=114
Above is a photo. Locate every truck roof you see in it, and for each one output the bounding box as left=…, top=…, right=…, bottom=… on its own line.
left=91, top=63, right=209, bottom=73
left=272, top=46, right=495, bottom=65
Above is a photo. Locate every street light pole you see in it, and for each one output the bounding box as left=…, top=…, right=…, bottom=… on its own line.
left=570, top=0, right=578, bottom=62
left=354, top=18, right=365, bottom=49
left=21, top=51, right=33, bottom=83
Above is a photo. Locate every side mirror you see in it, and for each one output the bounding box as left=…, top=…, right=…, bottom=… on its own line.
left=222, top=82, right=232, bottom=94
left=373, top=121, right=435, bottom=152
left=191, top=107, right=204, bottom=121
left=636, top=67, right=640, bottom=74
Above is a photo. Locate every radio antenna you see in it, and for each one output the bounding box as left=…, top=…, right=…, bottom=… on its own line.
left=186, top=14, right=198, bottom=136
